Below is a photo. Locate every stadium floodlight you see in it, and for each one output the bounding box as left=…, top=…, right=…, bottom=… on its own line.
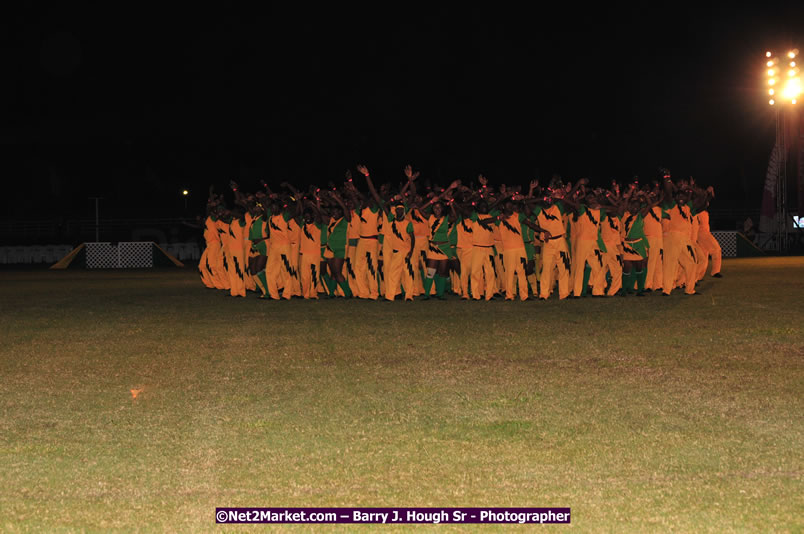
left=782, top=77, right=801, bottom=100
left=766, top=50, right=800, bottom=105
left=182, top=190, right=189, bottom=196
left=764, top=48, right=799, bottom=252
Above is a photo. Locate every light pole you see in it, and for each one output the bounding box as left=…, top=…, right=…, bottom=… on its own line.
left=88, top=197, right=102, bottom=242
left=182, top=189, right=189, bottom=211
left=766, top=49, right=800, bottom=252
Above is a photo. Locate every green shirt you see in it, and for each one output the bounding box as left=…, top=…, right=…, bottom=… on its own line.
left=327, top=217, right=348, bottom=250
left=520, top=213, right=535, bottom=243
left=624, top=212, right=646, bottom=241
left=248, top=215, right=266, bottom=240
left=430, top=214, right=451, bottom=242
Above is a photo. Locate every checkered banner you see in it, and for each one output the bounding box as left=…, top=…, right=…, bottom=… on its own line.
left=119, top=242, right=154, bottom=268
left=711, top=231, right=737, bottom=258
left=85, top=242, right=154, bottom=268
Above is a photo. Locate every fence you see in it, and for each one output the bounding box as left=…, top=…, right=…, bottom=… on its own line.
left=1, top=242, right=200, bottom=265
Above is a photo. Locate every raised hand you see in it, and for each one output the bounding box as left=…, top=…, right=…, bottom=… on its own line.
left=404, top=164, right=420, bottom=181
left=478, top=174, right=488, bottom=186
left=345, top=169, right=353, bottom=182
left=356, top=164, right=370, bottom=177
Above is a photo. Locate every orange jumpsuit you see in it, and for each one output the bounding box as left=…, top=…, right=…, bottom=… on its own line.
left=661, top=201, right=697, bottom=295
left=384, top=215, right=415, bottom=301
left=456, top=218, right=474, bottom=298
left=266, top=213, right=294, bottom=300
left=200, top=216, right=228, bottom=289
left=498, top=212, right=529, bottom=300
left=223, top=218, right=247, bottom=297
left=214, top=219, right=231, bottom=290
left=538, top=202, right=570, bottom=299
left=345, top=211, right=361, bottom=292
left=470, top=211, right=499, bottom=300
left=643, top=206, right=664, bottom=291
left=379, top=211, right=394, bottom=296
left=595, top=212, right=623, bottom=296
left=288, top=218, right=302, bottom=296
left=696, top=210, right=722, bottom=278
left=410, top=210, right=430, bottom=295
left=571, top=206, right=604, bottom=297
left=354, top=206, right=381, bottom=299
left=300, top=222, right=323, bottom=299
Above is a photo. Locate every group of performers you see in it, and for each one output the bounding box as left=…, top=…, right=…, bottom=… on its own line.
left=199, top=165, right=722, bottom=301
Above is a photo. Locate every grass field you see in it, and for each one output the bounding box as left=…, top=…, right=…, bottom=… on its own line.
left=1, top=257, right=802, bottom=532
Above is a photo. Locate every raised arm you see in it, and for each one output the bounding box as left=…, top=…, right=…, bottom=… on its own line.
left=359, top=164, right=390, bottom=215
left=396, top=164, right=419, bottom=202
left=230, top=180, right=249, bottom=209
left=329, top=191, right=351, bottom=222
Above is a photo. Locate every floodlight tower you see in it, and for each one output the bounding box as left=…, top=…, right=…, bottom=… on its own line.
left=766, top=49, right=801, bottom=251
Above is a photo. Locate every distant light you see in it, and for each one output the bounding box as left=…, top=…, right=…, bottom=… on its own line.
left=791, top=61, right=797, bottom=67
left=793, top=99, right=798, bottom=104
left=182, top=190, right=189, bottom=196
left=789, top=50, right=797, bottom=58
left=769, top=99, right=775, bottom=105
left=769, top=88, right=775, bottom=95
left=769, top=78, right=776, bottom=85
left=766, top=51, right=772, bottom=57
left=790, top=70, right=797, bottom=77
left=768, top=69, right=775, bottom=76
left=767, top=60, right=774, bottom=67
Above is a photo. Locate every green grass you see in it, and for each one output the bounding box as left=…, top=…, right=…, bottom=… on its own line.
left=0, top=258, right=802, bottom=532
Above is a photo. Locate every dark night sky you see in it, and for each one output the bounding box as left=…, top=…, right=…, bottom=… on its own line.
left=2, top=5, right=803, bottom=218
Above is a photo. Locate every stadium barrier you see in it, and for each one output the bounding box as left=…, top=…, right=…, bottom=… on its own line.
left=711, top=231, right=766, bottom=258
left=2, top=242, right=198, bottom=265
left=49, top=242, right=184, bottom=269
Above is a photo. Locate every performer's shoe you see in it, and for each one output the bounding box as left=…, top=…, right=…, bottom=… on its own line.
left=713, top=273, right=722, bottom=278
